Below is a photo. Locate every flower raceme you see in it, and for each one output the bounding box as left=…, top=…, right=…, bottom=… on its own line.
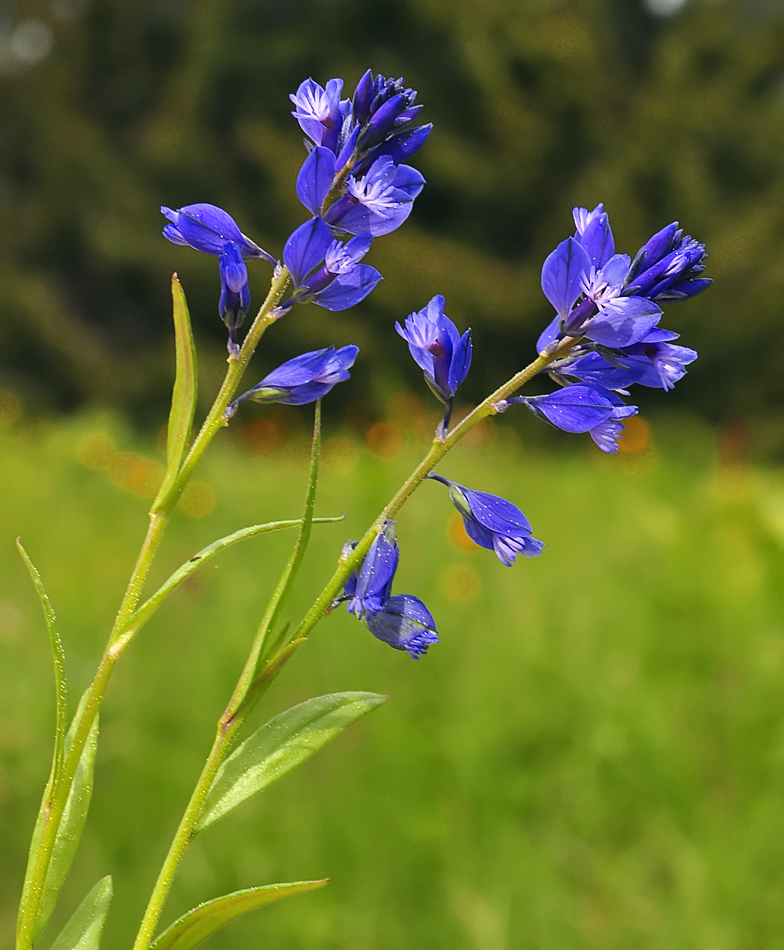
left=225, top=345, right=359, bottom=418
left=427, top=474, right=544, bottom=566
left=161, top=204, right=275, bottom=352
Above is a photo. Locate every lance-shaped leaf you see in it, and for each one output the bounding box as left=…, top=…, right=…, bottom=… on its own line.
left=111, top=515, right=343, bottom=655
left=149, top=881, right=328, bottom=950
left=50, top=876, right=112, bottom=950
left=196, top=692, right=386, bottom=832
left=17, top=540, right=67, bottom=784
left=152, top=275, right=198, bottom=512
left=21, top=691, right=100, bottom=944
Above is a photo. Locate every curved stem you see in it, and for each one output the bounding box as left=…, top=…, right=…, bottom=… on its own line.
left=291, top=337, right=577, bottom=643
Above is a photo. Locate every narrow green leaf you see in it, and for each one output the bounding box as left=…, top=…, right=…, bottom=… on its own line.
left=27, top=690, right=100, bottom=943
left=196, top=691, right=386, bottom=833
left=50, top=876, right=112, bottom=950
left=232, top=402, right=322, bottom=718
left=112, top=515, right=343, bottom=653
left=152, top=275, right=197, bottom=511
left=167, top=274, right=197, bottom=472
left=16, top=540, right=67, bottom=783
left=149, top=881, right=328, bottom=950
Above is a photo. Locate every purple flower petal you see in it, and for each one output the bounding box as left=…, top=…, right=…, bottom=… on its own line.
left=541, top=237, right=592, bottom=318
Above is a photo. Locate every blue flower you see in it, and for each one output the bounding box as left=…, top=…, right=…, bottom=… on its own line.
left=342, top=522, right=440, bottom=659
left=297, top=148, right=425, bottom=237
left=161, top=203, right=275, bottom=351
left=364, top=595, right=440, bottom=659
left=428, top=474, right=544, bottom=566
left=515, top=385, right=620, bottom=434
left=346, top=520, right=399, bottom=616
left=536, top=205, right=710, bottom=355
left=282, top=217, right=382, bottom=311
left=290, top=78, right=347, bottom=155
left=225, top=345, right=358, bottom=417
left=396, top=295, right=472, bottom=406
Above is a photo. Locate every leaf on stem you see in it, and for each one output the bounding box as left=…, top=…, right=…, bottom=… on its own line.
left=114, top=516, right=343, bottom=652
left=148, top=881, right=328, bottom=950
left=196, top=692, right=386, bottom=833
left=228, top=402, right=323, bottom=717
left=153, top=275, right=198, bottom=511
left=49, top=876, right=112, bottom=950
left=16, top=540, right=67, bottom=783
left=24, top=690, right=100, bottom=943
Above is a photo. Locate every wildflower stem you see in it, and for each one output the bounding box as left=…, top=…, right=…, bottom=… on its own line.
left=15, top=268, right=291, bottom=950
left=290, top=337, right=578, bottom=644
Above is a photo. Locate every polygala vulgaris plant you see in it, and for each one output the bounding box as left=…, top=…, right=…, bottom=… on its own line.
left=14, top=69, right=710, bottom=950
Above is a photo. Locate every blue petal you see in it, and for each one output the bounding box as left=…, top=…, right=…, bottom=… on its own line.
left=219, top=243, right=248, bottom=294
left=448, top=329, right=472, bottom=394
left=579, top=212, right=615, bottom=268
left=541, top=237, right=592, bottom=318
left=364, top=594, right=440, bottom=659
left=524, top=385, right=615, bottom=433
left=536, top=314, right=562, bottom=353
left=583, top=297, right=662, bottom=348
left=283, top=218, right=333, bottom=287
left=296, top=146, right=337, bottom=217
left=312, top=264, right=382, bottom=311
left=459, top=486, right=533, bottom=536
left=353, top=522, right=399, bottom=615
left=174, top=204, right=245, bottom=254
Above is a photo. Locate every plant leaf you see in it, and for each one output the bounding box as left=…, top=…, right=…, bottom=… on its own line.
left=16, top=540, right=67, bottom=783
left=26, top=690, right=100, bottom=943
left=50, top=876, right=112, bottom=950
left=111, top=515, right=343, bottom=654
left=149, top=881, right=328, bottom=950
left=196, top=691, right=386, bottom=833
left=153, top=275, right=198, bottom=511
left=232, top=402, right=323, bottom=719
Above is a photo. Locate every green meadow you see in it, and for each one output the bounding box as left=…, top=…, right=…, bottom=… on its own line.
left=3, top=407, right=784, bottom=950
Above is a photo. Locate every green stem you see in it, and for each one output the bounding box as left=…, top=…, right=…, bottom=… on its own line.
left=291, top=337, right=577, bottom=642
left=16, top=268, right=291, bottom=950
left=130, top=714, right=241, bottom=950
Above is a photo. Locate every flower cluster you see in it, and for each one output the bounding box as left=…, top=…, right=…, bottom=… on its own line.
left=163, top=73, right=431, bottom=354
left=499, top=204, right=709, bottom=452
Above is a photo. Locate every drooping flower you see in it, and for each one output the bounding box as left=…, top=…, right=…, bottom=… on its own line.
left=341, top=522, right=440, bottom=659
left=515, top=385, right=618, bottom=434
left=364, top=594, right=440, bottom=659
left=281, top=217, right=382, bottom=312
left=161, top=203, right=275, bottom=352
left=428, top=474, right=544, bottom=566
left=225, top=345, right=358, bottom=417
left=396, top=295, right=472, bottom=406
left=346, top=520, right=400, bottom=617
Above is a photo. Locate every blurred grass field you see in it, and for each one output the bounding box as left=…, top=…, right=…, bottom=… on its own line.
left=3, top=403, right=784, bottom=950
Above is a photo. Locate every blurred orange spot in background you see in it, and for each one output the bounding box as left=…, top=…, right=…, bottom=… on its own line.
left=323, top=436, right=359, bottom=474
left=77, top=432, right=116, bottom=469
left=242, top=417, right=281, bottom=455
left=178, top=481, right=216, bottom=518
left=365, top=421, right=405, bottom=459
left=618, top=416, right=651, bottom=454
left=438, top=564, right=481, bottom=602
left=448, top=512, right=476, bottom=552
left=0, top=389, right=21, bottom=426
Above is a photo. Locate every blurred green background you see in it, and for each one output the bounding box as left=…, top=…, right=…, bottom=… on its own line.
left=1, top=0, right=784, bottom=441
left=4, top=0, right=784, bottom=948
left=4, top=412, right=784, bottom=949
